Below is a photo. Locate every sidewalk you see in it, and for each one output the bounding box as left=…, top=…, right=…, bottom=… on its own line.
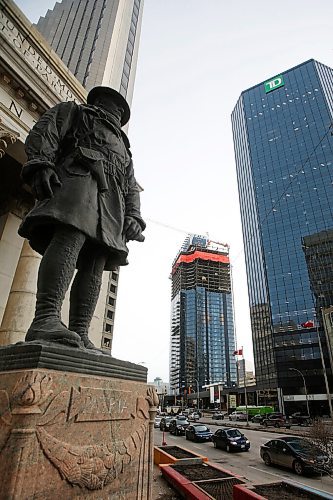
left=200, top=417, right=310, bottom=437
left=152, top=464, right=180, bottom=499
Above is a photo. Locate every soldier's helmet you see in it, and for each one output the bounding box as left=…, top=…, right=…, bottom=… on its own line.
left=87, top=87, right=130, bottom=126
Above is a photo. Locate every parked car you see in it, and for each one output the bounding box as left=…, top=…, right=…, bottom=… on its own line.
left=159, top=416, right=173, bottom=431
left=290, top=413, right=311, bottom=426
left=251, top=410, right=278, bottom=423
left=154, top=416, right=162, bottom=428
left=266, top=412, right=284, bottom=418
left=229, top=411, right=248, bottom=422
left=251, top=414, right=265, bottom=424
left=188, top=412, right=200, bottom=421
left=169, top=417, right=190, bottom=436
left=260, top=437, right=329, bottom=475
left=261, top=414, right=290, bottom=429
left=212, top=412, right=224, bottom=420
left=212, top=428, right=250, bottom=452
left=185, top=424, right=212, bottom=442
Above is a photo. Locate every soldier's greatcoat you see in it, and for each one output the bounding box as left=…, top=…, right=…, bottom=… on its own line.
left=19, top=101, right=145, bottom=270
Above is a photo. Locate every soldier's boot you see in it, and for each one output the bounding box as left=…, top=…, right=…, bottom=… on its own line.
left=68, top=255, right=106, bottom=350
left=26, top=226, right=86, bottom=347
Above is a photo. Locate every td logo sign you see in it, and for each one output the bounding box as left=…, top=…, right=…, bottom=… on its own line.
left=264, top=75, right=284, bottom=93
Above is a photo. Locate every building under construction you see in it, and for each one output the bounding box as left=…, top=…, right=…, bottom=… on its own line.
left=169, top=235, right=237, bottom=397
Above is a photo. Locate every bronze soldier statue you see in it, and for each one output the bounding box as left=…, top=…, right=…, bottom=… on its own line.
left=19, top=87, right=145, bottom=350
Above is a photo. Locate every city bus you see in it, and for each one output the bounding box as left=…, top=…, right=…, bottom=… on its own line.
left=236, top=405, right=274, bottom=417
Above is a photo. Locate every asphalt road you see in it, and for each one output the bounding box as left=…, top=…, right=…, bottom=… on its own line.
left=154, top=423, right=333, bottom=497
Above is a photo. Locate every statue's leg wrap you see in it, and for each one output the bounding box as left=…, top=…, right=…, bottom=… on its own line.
left=69, top=248, right=107, bottom=349
left=26, top=225, right=86, bottom=346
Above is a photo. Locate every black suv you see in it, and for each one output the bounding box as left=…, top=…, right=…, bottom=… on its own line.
left=169, top=416, right=190, bottom=436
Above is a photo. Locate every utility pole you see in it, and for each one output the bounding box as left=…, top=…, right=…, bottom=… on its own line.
left=242, top=348, right=249, bottom=427
left=289, top=368, right=310, bottom=417
left=321, top=308, right=333, bottom=425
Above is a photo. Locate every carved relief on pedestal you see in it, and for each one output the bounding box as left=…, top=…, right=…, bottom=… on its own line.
left=36, top=423, right=146, bottom=490
left=0, top=118, right=19, bottom=158
left=0, top=372, right=53, bottom=422
left=12, top=372, right=53, bottom=414
left=0, top=373, right=159, bottom=494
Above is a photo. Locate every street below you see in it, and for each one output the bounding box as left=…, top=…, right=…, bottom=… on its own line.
left=154, top=422, right=333, bottom=496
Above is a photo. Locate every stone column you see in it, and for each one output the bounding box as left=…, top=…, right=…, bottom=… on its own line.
left=89, top=272, right=109, bottom=346
left=0, top=239, right=40, bottom=346
left=0, top=212, right=24, bottom=325
left=0, top=233, right=108, bottom=348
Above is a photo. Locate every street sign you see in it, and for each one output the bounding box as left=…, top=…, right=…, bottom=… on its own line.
left=229, top=395, right=237, bottom=408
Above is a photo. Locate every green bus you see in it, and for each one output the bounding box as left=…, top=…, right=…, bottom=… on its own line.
left=236, top=406, right=274, bottom=417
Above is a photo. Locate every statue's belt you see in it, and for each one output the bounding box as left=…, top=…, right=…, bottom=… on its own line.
left=63, top=147, right=126, bottom=193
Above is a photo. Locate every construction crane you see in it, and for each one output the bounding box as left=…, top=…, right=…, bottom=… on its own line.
left=146, top=218, right=230, bottom=248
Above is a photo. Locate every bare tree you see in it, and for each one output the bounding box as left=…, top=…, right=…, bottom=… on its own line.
left=308, top=420, right=333, bottom=476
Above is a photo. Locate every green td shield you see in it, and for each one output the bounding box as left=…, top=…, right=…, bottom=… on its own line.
left=264, top=75, right=284, bottom=93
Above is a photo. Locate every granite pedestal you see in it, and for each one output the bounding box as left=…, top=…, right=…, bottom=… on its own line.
left=0, top=343, right=158, bottom=499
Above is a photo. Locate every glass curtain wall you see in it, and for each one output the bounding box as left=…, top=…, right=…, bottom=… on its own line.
left=232, top=60, right=333, bottom=408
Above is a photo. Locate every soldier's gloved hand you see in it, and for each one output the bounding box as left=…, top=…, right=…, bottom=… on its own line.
left=123, top=216, right=144, bottom=242
left=31, top=167, right=62, bottom=201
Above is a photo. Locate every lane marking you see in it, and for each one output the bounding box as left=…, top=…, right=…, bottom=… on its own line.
left=248, top=466, right=333, bottom=496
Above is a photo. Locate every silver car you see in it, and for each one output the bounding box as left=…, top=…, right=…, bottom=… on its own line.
left=228, top=411, right=248, bottom=421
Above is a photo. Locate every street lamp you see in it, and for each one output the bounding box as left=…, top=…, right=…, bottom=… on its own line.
left=289, top=368, right=310, bottom=417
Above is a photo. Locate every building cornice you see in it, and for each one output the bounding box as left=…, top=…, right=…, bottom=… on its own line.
left=0, top=0, right=87, bottom=107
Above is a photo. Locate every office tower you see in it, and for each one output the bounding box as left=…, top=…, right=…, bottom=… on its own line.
left=232, top=59, right=333, bottom=414
left=302, top=229, right=333, bottom=314
left=35, top=0, right=144, bottom=350
left=237, top=358, right=246, bottom=380
left=36, top=0, right=143, bottom=101
left=169, top=235, right=237, bottom=396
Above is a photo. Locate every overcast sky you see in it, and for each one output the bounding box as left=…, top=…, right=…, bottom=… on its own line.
left=15, top=0, right=333, bottom=381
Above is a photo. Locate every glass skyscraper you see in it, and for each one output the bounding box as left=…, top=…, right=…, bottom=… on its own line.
left=169, top=235, right=237, bottom=395
left=232, top=59, right=333, bottom=414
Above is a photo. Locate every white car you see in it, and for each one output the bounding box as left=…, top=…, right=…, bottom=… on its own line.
left=188, top=412, right=200, bottom=421
left=228, top=411, right=248, bottom=422
left=154, top=416, right=162, bottom=428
